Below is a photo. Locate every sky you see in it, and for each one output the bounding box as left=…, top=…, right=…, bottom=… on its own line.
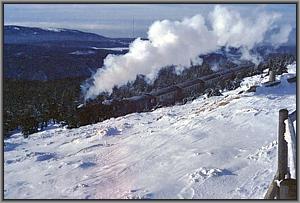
left=4, top=4, right=296, bottom=38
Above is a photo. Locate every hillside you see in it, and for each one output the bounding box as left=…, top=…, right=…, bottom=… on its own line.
left=4, top=62, right=296, bottom=199
left=3, top=25, right=132, bottom=80
left=3, top=44, right=128, bottom=80
left=4, top=25, right=129, bottom=45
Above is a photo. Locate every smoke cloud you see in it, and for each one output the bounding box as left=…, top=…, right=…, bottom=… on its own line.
left=269, top=24, right=292, bottom=47
left=84, top=5, right=291, bottom=100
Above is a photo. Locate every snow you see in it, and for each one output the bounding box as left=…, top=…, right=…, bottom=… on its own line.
left=284, top=118, right=296, bottom=179
left=41, top=27, right=66, bottom=32
left=90, top=47, right=129, bottom=51
left=69, top=50, right=96, bottom=55
left=77, top=104, right=84, bottom=109
left=4, top=63, right=296, bottom=199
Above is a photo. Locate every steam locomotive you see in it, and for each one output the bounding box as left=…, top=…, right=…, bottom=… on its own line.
left=75, top=62, right=260, bottom=126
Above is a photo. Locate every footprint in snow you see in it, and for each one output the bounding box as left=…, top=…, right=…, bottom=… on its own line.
left=178, top=167, right=235, bottom=199
left=4, top=142, right=22, bottom=152
left=233, top=169, right=271, bottom=198
left=104, top=127, right=122, bottom=137
left=189, top=167, right=235, bottom=183
left=35, top=152, right=56, bottom=162
left=247, top=141, right=277, bottom=162
left=78, top=161, right=96, bottom=169
left=123, top=123, right=133, bottom=128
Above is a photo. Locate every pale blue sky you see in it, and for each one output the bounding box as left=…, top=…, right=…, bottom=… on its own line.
left=4, top=4, right=296, bottom=38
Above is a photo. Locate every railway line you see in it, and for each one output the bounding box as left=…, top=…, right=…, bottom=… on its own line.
left=76, top=61, right=264, bottom=127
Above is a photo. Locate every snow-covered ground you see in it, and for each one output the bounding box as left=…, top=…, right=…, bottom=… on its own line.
left=4, top=63, right=296, bottom=199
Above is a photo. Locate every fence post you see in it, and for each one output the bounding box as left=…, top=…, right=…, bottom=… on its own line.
left=264, top=179, right=279, bottom=199
left=278, top=109, right=289, bottom=181
left=279, top=179, right=297, bottom=199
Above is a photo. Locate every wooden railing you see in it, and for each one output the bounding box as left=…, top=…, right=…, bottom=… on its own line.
left=264, top=109, right=297, bottom=199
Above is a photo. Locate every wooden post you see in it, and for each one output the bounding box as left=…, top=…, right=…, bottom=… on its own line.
left=269, top=70, right=276, bottom=82
left=278, top=109, right=289, bottom=180
left=264, top=180, right=279, bottom=199
left=279, top=179, right=297, bottom=199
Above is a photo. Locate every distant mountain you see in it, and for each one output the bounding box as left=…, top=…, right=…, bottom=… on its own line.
left=4, top=25, right=136, bottom=80
left=4, top=25, right=133, bottom=47
left=4, top=43, right=130, bottom=81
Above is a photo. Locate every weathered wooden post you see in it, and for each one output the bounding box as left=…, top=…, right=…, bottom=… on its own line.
left=264, top=180, right=279, bottom=199
left=265, top=109, right=297, bottom=199
left=269, top=70, right=276, bottom=82
left=279, top=179, right=297, bottom=199
left=278, top=109, right=289, bottom=181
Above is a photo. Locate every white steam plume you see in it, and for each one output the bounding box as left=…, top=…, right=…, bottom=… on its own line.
left=84, top=5, right=290, bottom=100
left=240, top=47, right=262, bottom=66
left=270, top=24, right=292, bottom=47
left=210, top=6, right=280, bottom=48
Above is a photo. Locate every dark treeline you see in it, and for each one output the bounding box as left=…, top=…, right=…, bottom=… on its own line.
left=3, top=77, right=84, bottom=138
left=3, top=53, right=295, bottom=138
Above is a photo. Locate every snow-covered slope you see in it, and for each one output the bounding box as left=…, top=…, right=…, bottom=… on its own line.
left=4, top=63, right=296, bottom=199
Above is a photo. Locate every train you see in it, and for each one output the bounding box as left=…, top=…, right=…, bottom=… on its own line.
left=119, top=62, right=258, bottom=110
left=75, top=61, right=262, bottom=127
